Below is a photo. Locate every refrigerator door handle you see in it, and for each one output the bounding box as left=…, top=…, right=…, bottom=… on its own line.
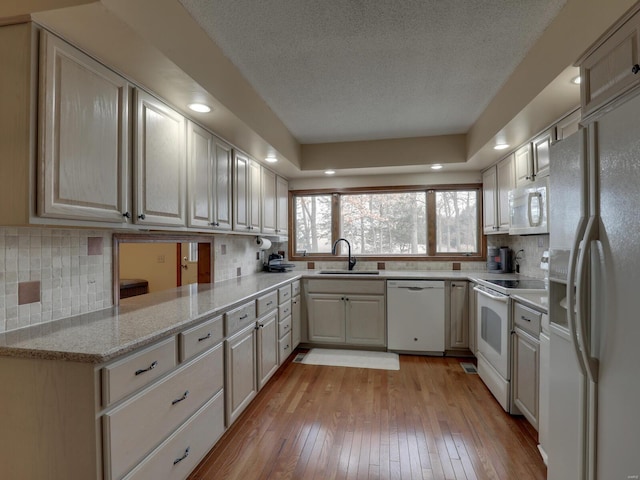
left=575, top=216, right=599, bottom=383
left=567, top=215, right=588, bottom=376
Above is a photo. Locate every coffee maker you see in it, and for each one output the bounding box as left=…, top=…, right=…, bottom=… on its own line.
left=487, top=246, right=512, bottom=273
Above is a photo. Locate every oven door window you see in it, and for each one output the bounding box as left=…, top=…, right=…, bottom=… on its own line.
left=481, top=305, right=502, bottom=354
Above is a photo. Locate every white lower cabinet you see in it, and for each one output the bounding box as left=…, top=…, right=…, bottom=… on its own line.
left=257, top=311, right=279, bottom=389
left=225, top=322, right=257, bottom=426
left=103, top=345, right=223, bottom=480
left=306, top=279, right=386, bottom=347
left=446, top=281, right=469, bottom=351
left=512, top=327, right=540, bottom=429
left=291, top=293, right=301, bottom=350
left=123, top=390, right=225, bottom=480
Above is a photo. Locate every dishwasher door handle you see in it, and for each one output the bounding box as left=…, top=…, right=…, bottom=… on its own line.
left=395, top=286, right=438, bottom=291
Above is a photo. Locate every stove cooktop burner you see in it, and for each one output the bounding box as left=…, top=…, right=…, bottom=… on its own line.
left=486, top=279, right=546, bottom=290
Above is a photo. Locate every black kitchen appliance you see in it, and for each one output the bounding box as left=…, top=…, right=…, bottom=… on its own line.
left=264, top=253, right=295, bottom=273
left=487, top=246, right=512, bottom=273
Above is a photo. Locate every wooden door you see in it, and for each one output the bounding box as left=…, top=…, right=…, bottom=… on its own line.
left=134, top=89, right=186, bottom=227
left=38, top=31, right=130, bottom=223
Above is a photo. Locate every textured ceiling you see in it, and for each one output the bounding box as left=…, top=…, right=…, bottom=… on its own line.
left=178, top=0, right=567, bottom=144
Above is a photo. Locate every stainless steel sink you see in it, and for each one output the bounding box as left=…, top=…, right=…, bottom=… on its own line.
left=317, top=270, right=380, bottom=275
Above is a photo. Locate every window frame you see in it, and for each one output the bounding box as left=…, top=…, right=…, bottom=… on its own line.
left=288, top=183, right=485, bottom=262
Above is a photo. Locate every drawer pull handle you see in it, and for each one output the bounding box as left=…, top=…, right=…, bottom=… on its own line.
left=172, top=390, right=189, bottom=405
left=135, top=361, right=158, bottom=376
left=521, top=315, right=532, bottom=322
left=240, top=314, right=248, bottom=320
left=267, top=301, right=273, bottom=306
left=173, top=447, right=190, bottom=465
left=197, top=332, right=212, bottom=342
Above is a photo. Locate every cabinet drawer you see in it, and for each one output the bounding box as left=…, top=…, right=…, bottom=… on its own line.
left=256, top=291, right=278, bottom=316
left=104, top=345, right=223, bottom=480
left=514, top=302, right=542, bottom=337
left=179, top=315, right=223, bottom=362
left=278, top=299, right=291, bottom=319
left=102, top=337, right=177, bottom=407
left=225, top=301, right=256, bottom=335
left=306, top=279, right=385, bottom=294
left=123, top=390, right=225, bottom=480
left=292, top=280, right=301, bottom=297
left=278, top=284, right=292, bottom=304
left=279, top=332, right=293, bottom=363
left=278, top=315, right=291, bottom=339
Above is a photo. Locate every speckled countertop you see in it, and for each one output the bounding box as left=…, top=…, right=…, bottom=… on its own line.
left=0, top=269, right=532, bottom=363
left=511, top=292, right=549, bottom=313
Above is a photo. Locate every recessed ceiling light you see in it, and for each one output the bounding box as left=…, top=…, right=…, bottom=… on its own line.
left=188, top=103, right=212, bottom=113
left=431, top=164, right=443, bottom=170
left=324, top=169, right=336, bottom=175
left=494, top=143, right=510, bottom=150
left=571, top=75, right=581, bottom=85
left=265, top=155, right=278, bottom=163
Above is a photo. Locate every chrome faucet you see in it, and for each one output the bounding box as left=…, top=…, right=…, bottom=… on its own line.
left=332, top=238, right=357, bottom=271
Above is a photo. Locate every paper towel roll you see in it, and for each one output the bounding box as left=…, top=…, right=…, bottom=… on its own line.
left=256, top=237, right=272, bottom=250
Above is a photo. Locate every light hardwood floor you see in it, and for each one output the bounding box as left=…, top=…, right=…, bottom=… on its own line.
left=189, top=353, right=546, bottom=480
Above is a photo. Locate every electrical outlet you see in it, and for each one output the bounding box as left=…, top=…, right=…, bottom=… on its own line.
left=236, top=267, right=242, bottom=277
left=221, top=244, right=227, bottom=255
left=538, top=236, right=545, bottom=247
left=157, top=255, right=165, bottom=263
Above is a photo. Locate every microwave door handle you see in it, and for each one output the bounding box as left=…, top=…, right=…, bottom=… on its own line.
left=527, top=192, right=543, bottom=227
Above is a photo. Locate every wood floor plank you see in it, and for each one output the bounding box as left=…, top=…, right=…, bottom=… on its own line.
left=188, top=354, right=546, bottom=480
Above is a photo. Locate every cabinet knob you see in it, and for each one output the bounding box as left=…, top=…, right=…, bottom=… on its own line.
left=122, top=211, right=130, bottom=219
left=633, top=64, right=640, bottom=75
left=138, top=213, right=146, bottom=220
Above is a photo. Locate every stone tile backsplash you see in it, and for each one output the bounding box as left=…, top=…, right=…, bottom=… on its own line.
left=487, top=234, right=549, bottom=278
left=0, top=227, right=112, bottom=333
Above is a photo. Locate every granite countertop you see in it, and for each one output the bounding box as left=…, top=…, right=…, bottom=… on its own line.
left=0, top=269, right=536, bottom=363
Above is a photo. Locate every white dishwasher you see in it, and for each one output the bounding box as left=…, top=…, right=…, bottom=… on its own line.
left=387, top=280, right=445, bottom=354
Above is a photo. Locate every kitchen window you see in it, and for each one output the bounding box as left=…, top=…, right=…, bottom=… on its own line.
left=291, top=185, right=483, bottom=261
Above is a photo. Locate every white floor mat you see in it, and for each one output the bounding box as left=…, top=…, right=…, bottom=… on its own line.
left=300, top=348, right=400, bottom=370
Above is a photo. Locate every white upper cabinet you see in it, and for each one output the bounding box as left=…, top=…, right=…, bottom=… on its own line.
left=38, top=31, right=131, bottom=223
left=276, top=175, right=289, bottom=236
left=187, top=121, right=232, bottom=230
left=261, top=167, right=277, bottom=235
left=532, top=129, right=552, bottom=179
left=514, top=144, right=534, bottom=186
left=483, top=154, right=515, bottom=234
left=134, top=89, right=186, bottom=227
left=233, top=152, right=261, bottom=232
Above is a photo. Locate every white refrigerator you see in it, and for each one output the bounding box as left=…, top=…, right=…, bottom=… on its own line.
left=547, top=92, right=640, bottom=479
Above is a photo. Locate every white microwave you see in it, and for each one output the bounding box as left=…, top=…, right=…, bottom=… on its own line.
left=508, top=177, right=549, bottom=235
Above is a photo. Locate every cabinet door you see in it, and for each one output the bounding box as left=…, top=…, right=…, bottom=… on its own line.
left=448, top=281, right=469, bottom=350
left=261, top=167, right=277, bottom=235
left=39, top=31, right=130, bottom=223
left=187, top=121, right=213, bottom=229
left=514, top=144, right=533, bottom=186
left=225, top=323, right=257, bottom=425
left=468, top=283, right=477, bottom=356
left=532, top=130, right=552, bottom=179
left=496, top=154, right=515, bottom=231
left=276, top=175, right=289, bottom=235
left=555, top=109, right=581, bottom=142
left=233, top=151, right=249, bottom=231
left=307, top=294, right=345, bottom=343
left=134, top=90, right=186, bottom=226
left=249, top=159, right=262, bottom=231
left=346, top=295, right=386, bottom=346
left=291, top=294, right=301, bottom=349
left=213, top=138, right=233, bottom=230
left=257, top=312, right=279, bottom=389
left=482, top=167, right=497, bottom=234
left=513, top=328, right=539, bottom=429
